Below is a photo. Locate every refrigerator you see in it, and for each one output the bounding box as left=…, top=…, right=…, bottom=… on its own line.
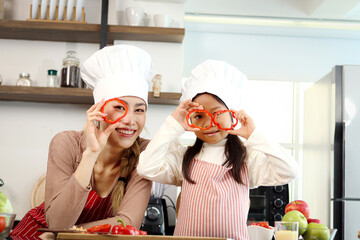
left=303, top=65, right=360, bottom=240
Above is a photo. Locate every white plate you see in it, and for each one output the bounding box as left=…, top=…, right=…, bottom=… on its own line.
left=48, top=0, right=58, bottom=20
left=58, top=0, right=66, bottom=20
left=32, top=0, right=40, bottom=19
left=40, top=0, right=48, bottom=19
left=66, top=0, right=74, bottom=20
left=75, top=0, right=84, bottom=21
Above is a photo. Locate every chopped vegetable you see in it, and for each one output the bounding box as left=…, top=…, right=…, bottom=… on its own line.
left=86, top=224, right=111, bottom=233
left=249, top=221, right=272, bottom=229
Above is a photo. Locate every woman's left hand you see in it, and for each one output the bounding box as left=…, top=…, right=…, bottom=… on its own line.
left=226, top=110, right=256, bottom=139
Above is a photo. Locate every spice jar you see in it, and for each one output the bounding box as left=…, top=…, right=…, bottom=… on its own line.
left=61, top=51, right=80, bottom=88
left=47, top=69, right=58, bottom=87
left=16, top=73, right=32, bottom=87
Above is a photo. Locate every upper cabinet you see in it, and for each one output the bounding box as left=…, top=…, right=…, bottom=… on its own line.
left=0, top=20, right=185, bottom=44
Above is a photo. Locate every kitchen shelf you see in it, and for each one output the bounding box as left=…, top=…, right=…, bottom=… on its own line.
left=108, top=25, right=184, bottom=43
left=0, top=20, right=101, bottom=43
left=0, top=20, right=185, bottom=43
left=0, top=86, right=181, bottom=105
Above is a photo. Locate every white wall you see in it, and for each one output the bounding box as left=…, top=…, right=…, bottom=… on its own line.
left=183, top=22, right=360, bottom=82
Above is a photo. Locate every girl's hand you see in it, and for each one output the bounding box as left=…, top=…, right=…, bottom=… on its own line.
left=226, top=110, right=256, bottom=139
left=83, top=99, right=120, bottom=153
left=171, top=99, right=203, bottom=131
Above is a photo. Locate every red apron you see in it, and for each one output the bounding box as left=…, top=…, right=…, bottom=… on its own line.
left=174, top=159, right=250, bottom=240
left=10, top=190, right=112, bottom=238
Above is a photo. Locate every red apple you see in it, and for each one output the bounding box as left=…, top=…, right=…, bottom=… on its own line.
left=285, top=200, right=310, bottom=219
left=307, top=218, right=321, bottom=224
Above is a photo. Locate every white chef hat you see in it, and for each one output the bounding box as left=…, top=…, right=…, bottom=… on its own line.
left=81, top=44, right=154, bottom=105
left=180, top=60, right=247, bottom=110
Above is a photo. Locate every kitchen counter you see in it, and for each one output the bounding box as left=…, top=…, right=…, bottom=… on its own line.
left=57, top=234, right=228, bottom=240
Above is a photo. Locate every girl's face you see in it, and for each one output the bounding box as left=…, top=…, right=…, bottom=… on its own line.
left=100, top=96, right=147, bottom=149
left=192, top=93, right=229, bottom=144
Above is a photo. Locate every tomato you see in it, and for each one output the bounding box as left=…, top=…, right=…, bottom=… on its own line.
left=86, top=224, right=111, bottom=233
left=0, top=216, right=6, bottom=233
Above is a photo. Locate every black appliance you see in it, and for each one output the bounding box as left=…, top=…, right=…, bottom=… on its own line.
left=140, top=197, right=169, bottom=235
left=247, top=184, right=289, bottom=226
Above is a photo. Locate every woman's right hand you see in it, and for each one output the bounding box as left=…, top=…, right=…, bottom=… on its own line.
left=84, top=99, right=120, bottom=153
left=171, top=99, right=203, bottom=131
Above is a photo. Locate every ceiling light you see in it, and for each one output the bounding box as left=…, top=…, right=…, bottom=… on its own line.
left=184, top=14, right=360, bottom=30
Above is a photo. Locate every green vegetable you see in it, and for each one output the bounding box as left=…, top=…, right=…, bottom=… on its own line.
left=0, top=190, right=13, bottom=213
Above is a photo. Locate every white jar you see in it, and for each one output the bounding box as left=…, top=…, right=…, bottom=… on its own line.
left=47, top=69, right=58, bottom=87
left=16, top=73, right=32, bottom=87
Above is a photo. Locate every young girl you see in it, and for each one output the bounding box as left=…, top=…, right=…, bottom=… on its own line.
left=137, top=60, right=298, bottom=240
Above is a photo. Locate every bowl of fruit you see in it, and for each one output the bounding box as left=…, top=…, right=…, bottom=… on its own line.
left=282, top=200, right=337, bottom=240
left=299, top=226, right=337, bottom=240
left=0, top=213, right=16, bottom=238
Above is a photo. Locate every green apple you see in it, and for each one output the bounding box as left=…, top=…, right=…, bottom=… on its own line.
left=302, top=222, right=330, bottom=240
left=282, top=210, right=308, bottom=235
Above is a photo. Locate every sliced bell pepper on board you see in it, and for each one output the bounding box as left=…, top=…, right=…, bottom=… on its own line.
left=86, top=223, right=112, bottom=233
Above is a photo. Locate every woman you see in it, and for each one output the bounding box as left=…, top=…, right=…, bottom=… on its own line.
left=10, top=45, right=154, bottom=237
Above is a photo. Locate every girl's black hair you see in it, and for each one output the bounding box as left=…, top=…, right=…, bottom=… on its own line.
left=182, top=93, right=247, bottom=184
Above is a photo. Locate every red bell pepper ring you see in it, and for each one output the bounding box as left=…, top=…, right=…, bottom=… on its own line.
left=86, top=223, right=112, bottom=233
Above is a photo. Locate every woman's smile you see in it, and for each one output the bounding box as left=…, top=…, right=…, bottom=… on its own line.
left=116, top=128, right=136, bottom=137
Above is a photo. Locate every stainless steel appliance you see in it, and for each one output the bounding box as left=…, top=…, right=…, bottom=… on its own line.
left=304, top=65, right=360, bottom=240
left=248, top=184, right=289, bottom=226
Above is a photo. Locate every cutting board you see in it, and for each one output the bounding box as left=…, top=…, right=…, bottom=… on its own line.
left=57, top=233, right=229, bottom=240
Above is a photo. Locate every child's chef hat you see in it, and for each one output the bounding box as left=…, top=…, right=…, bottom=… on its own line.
left=81, top=44, right=154, bottom=105
left=180, top=60, right=247, bottom=110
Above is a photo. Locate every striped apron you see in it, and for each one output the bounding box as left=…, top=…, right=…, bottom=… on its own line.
left=10, top=190, right=112, bottom=238
left=174, top=159, right=250, bottom=240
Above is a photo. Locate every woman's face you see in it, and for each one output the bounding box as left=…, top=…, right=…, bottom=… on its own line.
left=192, top=93, right=229, bottom=144
left=101, top=96, right=147, bottom=149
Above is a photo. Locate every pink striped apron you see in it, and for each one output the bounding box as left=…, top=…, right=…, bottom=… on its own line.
left=10, top=190, right=112, bottom=238
left=174, top=159, right=250, bottom=240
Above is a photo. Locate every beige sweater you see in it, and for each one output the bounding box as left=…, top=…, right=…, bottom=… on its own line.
left=44, top=131, right=151, bottom=229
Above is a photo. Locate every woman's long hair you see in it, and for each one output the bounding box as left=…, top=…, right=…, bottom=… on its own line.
left=110, top=137, right=140, bottom=215
left=182, top=93, right=247, bottom=184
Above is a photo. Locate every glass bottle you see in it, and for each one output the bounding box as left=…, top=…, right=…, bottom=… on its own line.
left=47, top=69, right=58, bottom=87
left=61, top=51, right=80, bottom=88
left=16, top=73, right=32, bottom=87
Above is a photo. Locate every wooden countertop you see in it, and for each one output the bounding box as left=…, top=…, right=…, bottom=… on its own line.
left=57, top=233, right=228, bottom=240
